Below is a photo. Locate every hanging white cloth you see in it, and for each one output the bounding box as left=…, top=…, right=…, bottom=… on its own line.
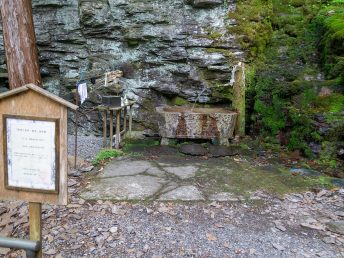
left=77, top=82, right=88, bottom=104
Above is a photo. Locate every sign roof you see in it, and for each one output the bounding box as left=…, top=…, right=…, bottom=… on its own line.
left=0, top=84, right=78, bottom=110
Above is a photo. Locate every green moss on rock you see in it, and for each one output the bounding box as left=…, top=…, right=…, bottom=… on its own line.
left=228, top=0, right=273, bottom=60
left=168, top=96, right=190, bottom=106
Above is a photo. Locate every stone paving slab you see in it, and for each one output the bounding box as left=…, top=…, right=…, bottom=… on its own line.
left=99, top=160, right=152, bottom=178
left=159, top=186, right=204, bottom=201
left=163, top=166, right=198, bottom=179
left=80, top=175, right=166, bottom=200
left=146, top=167, right=166, bottom=177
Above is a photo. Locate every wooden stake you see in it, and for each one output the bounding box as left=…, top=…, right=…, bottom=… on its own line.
left=74, top=110, right=78, bottom=169
left=109, top=111, right=113, bottom=149
left=116, top=110, right=121, bottom=149
left=74, top=89, right=79, bottom=169
left=129, top=105, right=133, bottom=137
left=123, top=107, right=127, bottom=132
left=103, top=110, right=107, bottom=147
left=1, top=0, right=42, bottom=89
left=29, top=202, right=42, bottom=258
left=232, top=63, right=246, bottom=137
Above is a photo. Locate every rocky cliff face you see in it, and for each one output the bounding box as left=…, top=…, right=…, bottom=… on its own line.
left=0, top=0, right=243, bottom=132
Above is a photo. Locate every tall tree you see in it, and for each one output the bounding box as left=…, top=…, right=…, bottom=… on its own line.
left=0, top=0, right=42, bottom=89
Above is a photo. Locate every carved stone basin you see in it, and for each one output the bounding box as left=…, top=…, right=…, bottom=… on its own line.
left=156, top=106, right=238, bottom=145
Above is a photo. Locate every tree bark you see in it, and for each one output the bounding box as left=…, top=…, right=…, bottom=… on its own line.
left=0, top=0, right=42, bottom=89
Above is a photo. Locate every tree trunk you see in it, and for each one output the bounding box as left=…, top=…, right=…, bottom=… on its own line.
left=0, top=0, right=42, bottom=89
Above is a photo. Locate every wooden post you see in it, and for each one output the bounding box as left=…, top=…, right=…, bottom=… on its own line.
left=29, top=202, right=42, bottom=258
left=0, top=0, right=42, bottom=89
left=116, top=110, right=121, bottom=149
left=123, top=107, right=127, bottom=133
left=109, top=111, right=113, bottom=149
left=74, top=91, right=79, bottom=169
left=232, top=62, right=246, bottom=137
left=74, top=110, right=78, bottom=169
left=103, top=110, right=107, bottom=147
left=129, top=105, right=133, bottom=137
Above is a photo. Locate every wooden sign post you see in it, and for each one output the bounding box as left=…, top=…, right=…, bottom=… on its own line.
left=0, top=84, right=78, bottom=257
left=29, top=203, right=42, bottom=258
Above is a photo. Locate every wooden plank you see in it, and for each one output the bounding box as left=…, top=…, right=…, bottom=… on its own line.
left=103, top=111, right=107, bottom=147
left=0, top=90, right=68, bottom=205
left=0, top=85, right=29, bottom=100
left=96, top=101, right=136, bottom=111
left=129, top=105, right=133, bottom=137
left=123, top=107, right=127, bottom=132
left=0, top=73, right=8, bottom=78
left=27, top=84, right=78, bottom=110
left=109, top=111, right=113, bottom=149
left=116, top=110, right=121, bottom=149
left=29, top=202, right=42, bottom=258
left=0, top=84, right=78, bottom=110
left=96, top=105, right=122, bottom=111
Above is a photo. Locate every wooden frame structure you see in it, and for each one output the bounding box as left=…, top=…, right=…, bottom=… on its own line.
left=97, top=101, right=135, bottom=149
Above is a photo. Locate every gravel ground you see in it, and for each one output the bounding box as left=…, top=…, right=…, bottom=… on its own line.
left=67, top=134, right=103, bottom=161
left=2, top=190, right=343, bottom=257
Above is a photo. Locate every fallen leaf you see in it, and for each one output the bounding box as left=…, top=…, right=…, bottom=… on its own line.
left=44, top=249, right=57, bottom=255
left=0, top=248, right=10, bottom=255
left=206, top=233, right=217, bottom=241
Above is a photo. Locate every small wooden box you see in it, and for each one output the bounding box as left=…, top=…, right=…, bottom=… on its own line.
left=102, top=96, right=121, bottom=107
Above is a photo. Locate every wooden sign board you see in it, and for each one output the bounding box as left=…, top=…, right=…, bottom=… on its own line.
left=3, top=115, right=59, bottom=193
left=0, top=84, right=78, bottom=205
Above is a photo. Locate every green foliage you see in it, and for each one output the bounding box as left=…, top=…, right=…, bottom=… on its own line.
left=229, top=0, right=343, bottom=163
left=248, top=0, right=327, bottom=157
left=318, top=141, right=339, bottom=168
left=92, top=149, right=123, bottom=166
left=313, top=2, right=344, bottom=80
left=314, top=93, right=344, bottom=113
left=254, top=96, right=286, bottom=135
left=228, top=0, right=273, bottom=60
left=310, top=176, right=333, bottom=188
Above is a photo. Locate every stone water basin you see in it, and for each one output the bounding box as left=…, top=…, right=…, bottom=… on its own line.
left=156, top=106, right=238, bottom=145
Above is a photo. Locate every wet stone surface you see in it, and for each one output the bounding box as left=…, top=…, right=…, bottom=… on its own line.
left=179, top=143, right=208, bottom=156
left=80, top=175, right=166, bottom=201
left=99, top=160, right=152, bottom=178
left=159, top=186, right=204, bottom=201
left=208, top=145, right=240, bottom=157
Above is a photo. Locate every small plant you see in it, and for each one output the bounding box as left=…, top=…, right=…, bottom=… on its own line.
left=312, top=176, right=333, bottom=188
left=92, top=149, right=123, bottom=166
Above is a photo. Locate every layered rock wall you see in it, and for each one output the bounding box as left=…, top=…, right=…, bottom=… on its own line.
left=0, top=0, right=244, bottom=132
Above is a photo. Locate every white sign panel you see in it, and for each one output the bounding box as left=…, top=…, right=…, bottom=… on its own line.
left=4, top=116, right=58, bottom=192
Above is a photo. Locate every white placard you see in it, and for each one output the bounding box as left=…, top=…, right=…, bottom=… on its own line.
left=5, top=117, right=57, bottom=192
